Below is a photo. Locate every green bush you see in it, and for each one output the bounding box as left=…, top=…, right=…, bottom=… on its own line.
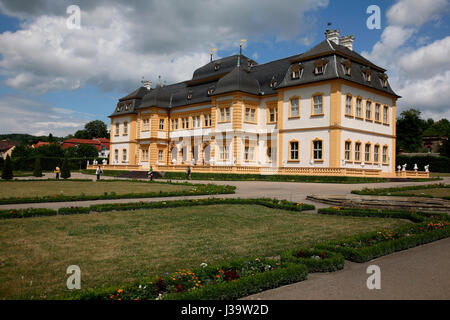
left=1, top=155, right=13, bottom=180
left=33, top=157, right=43, bottom=177
left=396, top=155, right=450, bottom=173
left=352, top=183, right=450, bottom=198
left=280, top=249, right=345, bottom=272
left=317, top=207, right=427, bottom=223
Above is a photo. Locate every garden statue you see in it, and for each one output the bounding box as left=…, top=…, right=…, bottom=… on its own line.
left=102, top=159, right=107, bottom=165
left=414, top=164, right=418, bottom=171
left=424, top=165, right=429, bottom=173
left=402, top=164, right=407, bottom=171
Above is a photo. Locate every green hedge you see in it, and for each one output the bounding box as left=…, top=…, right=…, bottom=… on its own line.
left=315, top=222, right=450, bottom=262
left=280, top=249, right=345, bottom=273
left=396, top=155, right=450, bottom=173
left=0, top=208, right=56, bottom=219
left=0, top=198, right=315, bottom=220
left=161, top=172, right=391, bottom=184
left=0, top=183, right=235, bottom=204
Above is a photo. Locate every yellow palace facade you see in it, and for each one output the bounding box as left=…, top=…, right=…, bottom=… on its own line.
left=103, top=30, right=428, bottom=178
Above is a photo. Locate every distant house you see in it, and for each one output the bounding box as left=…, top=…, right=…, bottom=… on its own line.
left=0, top=141, right=17, bottom=159
left=422, top=136, right=448, bottom=153
left=32, top=141, right=50, bottom=148
left=62, top=138, right=110, bottom=158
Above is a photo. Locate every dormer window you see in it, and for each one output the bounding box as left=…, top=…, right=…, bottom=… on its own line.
left=269, top=77, right=277, bottom=88
left=207, top=87, right=214, bottom=95
left=362, top=67, right=372, bottom=82
left=187, top=90, right=193, bottom=100
left=314, top=59, right=326, bottom=75
left=291, top=63, right=303, bottom=79
left=214, top=63, right=220, bottom=71
left=379, top=74, right=388, bottom=88
left=341, top=59, right=352, bottom=76
left=248, top=60, right=255, bottom=68
left=125, top=103, right=129, bottom=111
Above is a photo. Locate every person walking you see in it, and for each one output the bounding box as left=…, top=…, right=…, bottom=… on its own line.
left=148, top=166, right=154, bottom=181
left=96, top=165, right=103, bottom=181
left=186, top=166, right=191, bottom=180
left=54, top=165, right=60, bottom=180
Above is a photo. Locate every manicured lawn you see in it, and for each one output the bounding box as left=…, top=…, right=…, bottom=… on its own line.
left=0, top=204, right=409, bottom=299
left=0, top=181, right=191, bottom=198
left=352, top=184, right=450, bottom=199
left=430, top=172, right=450, bottom=177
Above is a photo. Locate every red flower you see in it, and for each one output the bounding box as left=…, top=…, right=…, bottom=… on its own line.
left=321, top=252, right=326, bottom=259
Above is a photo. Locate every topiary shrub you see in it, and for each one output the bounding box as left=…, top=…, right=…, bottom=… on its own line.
left=1, top=155, right=13, bottom=180
left=33, top=157, right=43, bottom=177
left=61, top=156, right=71, bottom=179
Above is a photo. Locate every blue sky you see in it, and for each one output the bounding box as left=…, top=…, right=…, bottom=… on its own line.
left=0, top=0, right=448, bottom=136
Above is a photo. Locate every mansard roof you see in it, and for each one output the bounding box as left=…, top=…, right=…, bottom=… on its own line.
left=111, top=38, right=398, bottom=117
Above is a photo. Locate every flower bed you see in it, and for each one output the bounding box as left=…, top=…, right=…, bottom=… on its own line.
left=316, top=221, right=450, bottom=262
left=0, top=208, right=56, bottom=219
left=72, top=257, right=308, bottom=300
left=280, top=249, right=345, bottom=272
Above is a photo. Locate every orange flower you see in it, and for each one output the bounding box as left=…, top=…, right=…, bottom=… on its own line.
left=117, top=289, right=123, bottom=293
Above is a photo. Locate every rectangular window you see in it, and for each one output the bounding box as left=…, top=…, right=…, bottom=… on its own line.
left=345, top=141, right=351, bottom=161
left=250, top=109, right=255, bottom=122
left=159, top=119, right=164, bottom=130
left=219, top=107, right=231, bottom=122
left=366, top=101, right=372, bottom=120
left=114, top=149, right=118, bottom=161
left=375, top=104, right=381, bottom=122
left=365, top=144, right=371, bottom=162
left=245, top=108, right=250, bottom=122
left=182, top=118, right=185, bottom=129
left=208, top=114, right=212, bottom=126
left=290, top=98, right=299, bottom=117
left=196, top=116, right=201, bottom=128
left=220, top=146, right=229, bottom=160
left=267, top=147, right=272, bottom=161
left=158, top=150, right=163, bottom=161
left=123, top=122, right=128, bottom=135
left=225, top=107, right=230, bottom=121
left=220, top=108, right=225, bottom=122
left=383, top=106, right=389, bottom=124
left=204, top=114, right=209, bottom=127
left=355, top=143, right=361, bottom=161
left=269, top=108, right=277, bottom=123
left=356, top=98, right=362, bottom=118
left=290, top=141, right=299, bottom=160
left=374, top=145, right=380, bottom=163
left=115, top=123, right=120, bottom=135
left=383, top=146, right=388, bottom=163
left=346, top=95, right=352, bottom=115
left=142, top=119, right=149, bottom=131
left=313, top=95, right=323, bottom=115
left=313, top=140, right=323, bottom=160
left=185, top=117, right=189, bottom=129
left=244, top=146, right=254, bottom=161
left=122, top=149, right=127, bottom=162
left=141, top=149, right=148, bottom=161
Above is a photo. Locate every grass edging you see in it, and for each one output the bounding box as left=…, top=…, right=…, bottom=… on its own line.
left=0, top=183, right=235, bottom=205
left=351, top=183, right=450, bottom=199
left=315, top=222, right=450, bottom=263
left=280, top=249, right=345, bottom=272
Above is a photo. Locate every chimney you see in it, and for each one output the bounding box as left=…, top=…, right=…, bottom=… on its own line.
left=325, top=29, right=340, bottom=45
left=340, top=35, right=355, bottom=51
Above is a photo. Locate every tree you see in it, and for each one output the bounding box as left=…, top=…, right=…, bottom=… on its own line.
left=76, top=144, right=99, bottom=158
left=440, top=139, right=450, bottom=157
left=33, top=157, right=43, bottom=177
left=84, top=120, right=108, bottom=139
left=1, top=155, right=13, bottom=180
left=60, top=156, right=71, bottom=179
left=396, top=109, right=428, bottom=153
left=48, top=133, right=54, bottom=143
left=74, top=130, right=89, bottom=139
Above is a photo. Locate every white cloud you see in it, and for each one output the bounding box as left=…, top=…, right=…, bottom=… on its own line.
left=362, top=0, right=450, bottom=120
left=387, top=0, right=449, bottom=27
left=0, top=0, right=329, bottom=93
left=0, top=95, right=92, bottom=136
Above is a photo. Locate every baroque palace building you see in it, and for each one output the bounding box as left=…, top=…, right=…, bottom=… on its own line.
left=103, top=30, right=428, bottom=178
